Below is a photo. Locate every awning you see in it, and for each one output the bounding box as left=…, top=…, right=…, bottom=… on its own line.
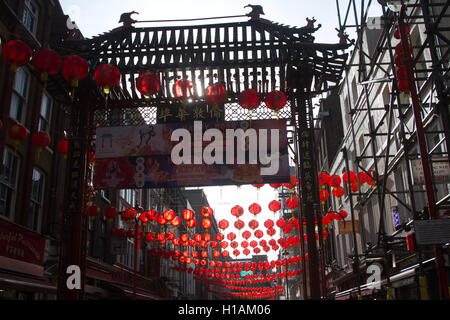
left=97, top=280, right=163, bottom=300
left=0, top=272, right=56, bottom=294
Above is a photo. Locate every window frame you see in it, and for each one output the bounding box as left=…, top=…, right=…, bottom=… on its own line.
left=0, top=148, right=20, bottom=220
left=22, top=0, right=39, bottom=36
left=10, top=67, right=31, bottom=123
left=38, top=91, right=53, bottom=133
left=29, top=167, right=45, bottom=232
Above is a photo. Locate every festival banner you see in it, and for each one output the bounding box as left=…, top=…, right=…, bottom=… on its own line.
left=94, top=119, right=289, bottom=189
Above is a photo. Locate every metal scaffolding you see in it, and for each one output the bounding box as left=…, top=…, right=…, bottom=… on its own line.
left=330, top=0, right=450, bottom=299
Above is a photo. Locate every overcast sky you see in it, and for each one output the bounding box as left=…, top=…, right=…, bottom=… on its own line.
left=59, top=0, right=383, bottom=261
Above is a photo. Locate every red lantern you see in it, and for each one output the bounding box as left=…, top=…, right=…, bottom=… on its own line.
left=342, top=171, right=357, bottom=184
left=234, top=219, right=245, bottom=230
left=243, top=248, right=250, bottom=256
left=332, top=186, right=345, bottom=201
left=329, top=175, right=342, bottom=188
left=394, top=24, right=410, bottom=39
left=31, top=131, right=51, bottom=158
left=157, top=215, right=167, bottom=225
left=264, top=219, right=274, bottom=229
left=194, top=234, right=203, bottom=242
left=254, top=230, right=264, bottom=239
left=135, top=72, right=161, bottom=98
left=338, top=210, right=348, bottom=219
left=104, top=207, right=117, bottom=221
left=57, top=139, right=68, bottom=158
left=250, top=240, right=258, bottom=248
left=139, top=211, right=149, bottom=224
left=33, top=49, right=61, bottom=82
left=242, top=231, right=251, bottom=240
left=94, top=64, right=121, bottom=107
left=358, top=172, right=369, bottom=184
left=285, top=196, right=298, bottom=209
left=265, top=90, right=287, bottom=112
left=180, top=234, right=189, bottom=242
left=182, top=209, right=194, bottom=221
left=2, top=40, right=32, bottom=72
left=231, top=205, right=244, bottom=217
left=219, top=219, right=229, bottom=230
left=8, top=124, right=28, bottom=146
left=268, top=200, right=281, bottom=213
left=220, top=241, right=229, bottom=249
left=171, top=216, right=181, bottom=227
left=87, top=205, right=100, bottom=220
left=222, top=250, right=229, bottom=258
left=269, top=183, right=282, bottom=189
left=249, top=203, right=261, bottom=215
left=288, top=217, right=299, bottom=228
left=62, top=55, right=89, bottom=88
left=227, top=232, right=236, bottom=241
left=318, top=172, right=330, bottom=189
left=163, top=209, right=176, bottom=221
left=322, top=216, right=331, bottom=225
left=249, top=219, right=259, bottom=230
left=216, top=233, right=225, bottom=241
left=239, top=88, right=260, bottom=111
left=267, top=228, right=276, bottom=237
left=276, top=218, right=286, bottom=228
left=205, top=83, right=227, bottom=105
left=201, top=218, right=212, bottom=229
left=201, top=206, right=213, bottom=218
left=283, top=225, right=292, bottom=234
left=186, top=218, right=197, bottom=228
left=173, top=79, right=194, bottom=104
left=283, top=177, right=296, bottom=190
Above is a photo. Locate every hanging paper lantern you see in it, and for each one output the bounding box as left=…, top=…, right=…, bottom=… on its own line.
left=104, top=207, right=117, bottom=221
left=2, top=40, right=32, bottom=72
left=322, top=215, right=331, bottom=225
left=318, top=172, right=330, bottom=189
left=249, top=203, right=261, bottom=215
left=33, top=49, right=61, bottom=83
left=220, top=241, right=229, bottom=249
left=283, top=225, right=292, bottom=234
left=249, top=219, right=259, bottom=230
left=173, top=79, right=194, bottom=105
left=269, top=183, right=282, bottom=189
left=288, top=217, right=299, bottom=228
left=268, top=200, right=281, bottom=213
left=267, top=228, right=276, bottom=237
left=231, top=205, right=244, bottom=217
left=243, top=248, right=251, bottom=256
left=319, top=190, right=330, bottom=203
left=180, top=234, right=189, bottom=242
left=253, top=247, right=261, bottom=254
left=216, top=233, right=225, bottom=241
left=329, top=175, right=342, bottom=188
left=210, top=241, right=218, bottom=248
left=250, top=240, right=258, bottom=248
left=239, top=88, right=260, bottom=111
left=227, top=232, right=236, bottom=241
left=163, top=209, right=176, bottom=221
left=194, top=234, right=203, bottom=242
left=135, top=72, right=161, bottom=98
left=285, top=196, right=298, bottom=209
left=283, top=176, right=297, bottom=189
left=157, top=215, right=167, bottom=225
left=171, top=216, right=181, bottom=227
left=94, top=63, right=121, bottom=107
left=87, top=205, right=100, bottom=220
left=231, top=241, right=238, bottom=249
left=172, top=238, right=181, bottom=246
left=338, top=210, right=348, bottom=219
left=242, top=231, right=251, bottom=240
left=213, top=251, right=221, bottom=258
left=61, top=55, right=89, bottom=92
left=342, top=171, right=357, bottom=184
left=276, top=218, right=286, bottom=228
left=182, top=209, right=194, bottom=221
left=234, top=219, right=245, bottom=230
left=205, top=83, right=227, bottom=105
left=166, top=232, right=175, bottom=240
left=332, top=186, right=345, bottom=201
left=8, top=123, right=28, bottom=146
left=219, top=219, right=229, bottom=230
left=358, top=172, right=369, bottom=184
left=201, top=206, right=213, bottom=218
left=254, top=230, right=264, bottom=239
left=57, top=139, right=68, bottom=158
left=139, top=211, right=149, bottom=225
left=222, top=250, right=230, bottom=258
left=264, top=219, right=274, bottom=229
left=265, top=90, right=287, bottom=113
left=201, top=218, right=212, bottom=229
left=186, top=218, right=197, bottom=228
left=394, top=24, right=411, bottom=39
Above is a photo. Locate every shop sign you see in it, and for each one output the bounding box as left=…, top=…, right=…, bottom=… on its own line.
left=0, top=218, right=46, bottom=265
left=411, top=158, right=450, bottom=185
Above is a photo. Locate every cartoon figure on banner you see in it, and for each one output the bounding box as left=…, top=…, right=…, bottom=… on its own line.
left=138, top=126, right=156, bottom=147
left=94, top=158, right=134, bottom=189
